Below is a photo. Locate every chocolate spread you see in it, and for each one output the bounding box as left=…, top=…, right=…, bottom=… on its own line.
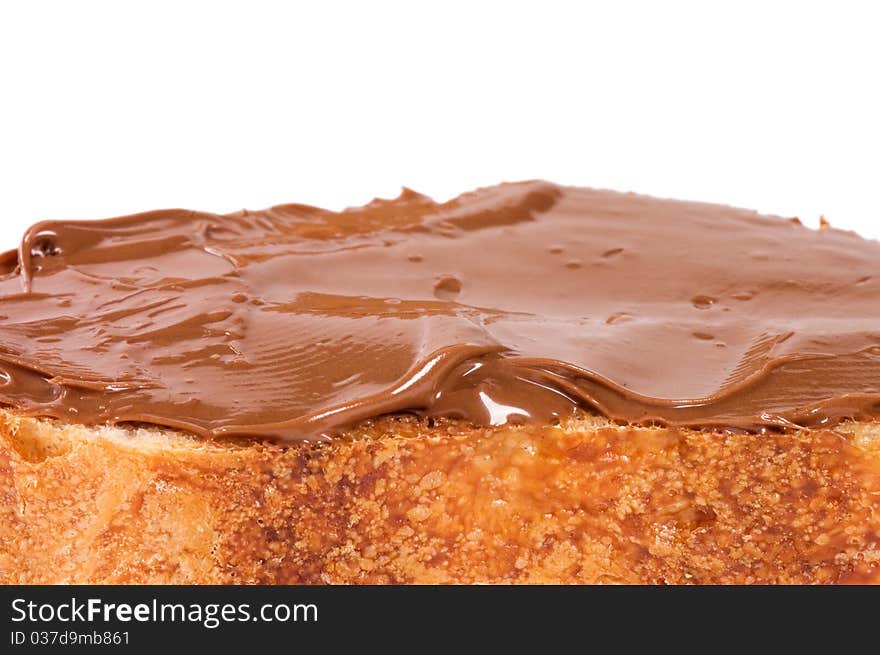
left=1, top=182, right=879, bottom=441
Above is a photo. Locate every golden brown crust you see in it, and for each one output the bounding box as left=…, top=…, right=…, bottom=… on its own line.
left=2, top=409, right=880, bottom=584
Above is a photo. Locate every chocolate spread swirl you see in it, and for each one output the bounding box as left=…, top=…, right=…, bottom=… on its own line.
left=1, top=182, right=879, bottom=441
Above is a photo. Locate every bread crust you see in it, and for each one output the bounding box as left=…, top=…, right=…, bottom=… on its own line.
left=2, top=409, right=879, bottom=584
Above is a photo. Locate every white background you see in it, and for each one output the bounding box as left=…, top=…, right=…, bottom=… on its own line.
left=1, top=0, right=878, bottom=249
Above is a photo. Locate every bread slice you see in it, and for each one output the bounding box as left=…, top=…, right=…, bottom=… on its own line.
left=3, top=408, right=879, bottom=584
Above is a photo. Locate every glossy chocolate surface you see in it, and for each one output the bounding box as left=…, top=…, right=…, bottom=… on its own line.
left=1, top=182, right=879, bottom=440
